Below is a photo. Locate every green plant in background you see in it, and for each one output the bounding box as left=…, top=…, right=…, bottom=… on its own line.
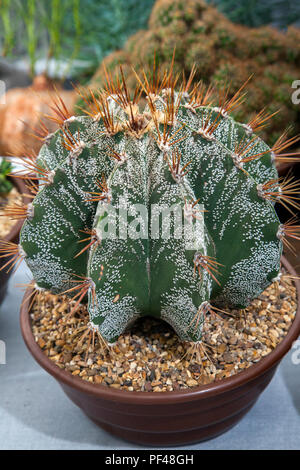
left=87, top=0, right=300, bottom=145
left=0, top=0, right=14, bottom=56
left=23, top=0, right=38, bottom=78
left=207, top=0, right=300, bottom=28
left=2, top=65, right=299, bottom=345
left=0, top=159, right=13, bottom=195
left=62, top=0, right=155, bottom=80
left=0, top=0, right=81, bottom=78
left=0, top=0, right=155, bottom=80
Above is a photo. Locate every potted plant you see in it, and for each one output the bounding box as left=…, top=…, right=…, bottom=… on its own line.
left=3, top=63, right=300, bottom=445
left=0, top=158, right=27, bottom=304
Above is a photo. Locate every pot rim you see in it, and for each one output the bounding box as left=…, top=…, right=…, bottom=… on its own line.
left=20, top=256, right=300, bottom=404
left=3, top=176, right=27, bottom=243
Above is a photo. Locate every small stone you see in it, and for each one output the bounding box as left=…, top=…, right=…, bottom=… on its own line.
left=223, top=353, right=234, bottom=363
left=110, top=383, right=121, bottom=389
left=217, top=344, right=227, bottom=353
left=269, top=328, right=279, bottom=339
left=38, top=338, right=46, bottom=348
left=186, top=379, right=198, bottom=387
left=30, top=272, right=296, bottom=392
left=104, top=377, right=113, bottom=385
left=63, top=352, right=72, bottom=362
left=228, top=336, right=238, bottom=345
left=145, top=382, right=152, bottom=391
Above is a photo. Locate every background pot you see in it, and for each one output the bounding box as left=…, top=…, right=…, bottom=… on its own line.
left=20, top=257, right=300, bottom=446
left=0, top=177, right=26, bottom=305
left=0, top=76, right=76, bottom=157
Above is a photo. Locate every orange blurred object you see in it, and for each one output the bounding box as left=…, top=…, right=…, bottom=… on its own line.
left=0, top=74, right=76, bottom=156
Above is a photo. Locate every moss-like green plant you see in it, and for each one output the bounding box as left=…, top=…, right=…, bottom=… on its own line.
left=0, top=159, right=13, bottom=195
left=2, top=64, right=299, bottom=347
left=86, top=0, right=300, bottom=145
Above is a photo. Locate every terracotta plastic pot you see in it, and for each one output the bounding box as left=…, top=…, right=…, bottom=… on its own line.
left=0, top=177, right=26, bottom=305
left=20, top=257, right=300, bottom=446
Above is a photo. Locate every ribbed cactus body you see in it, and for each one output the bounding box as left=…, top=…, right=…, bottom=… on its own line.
left=20, top=85, right=282, bottom=344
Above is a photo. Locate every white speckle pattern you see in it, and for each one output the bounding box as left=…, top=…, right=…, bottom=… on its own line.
left=20, top=91, right=282, bottom=343
left=215, top=241, right=280, bottom=306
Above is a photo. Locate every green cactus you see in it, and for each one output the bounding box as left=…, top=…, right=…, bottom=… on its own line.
left=0, top=159, right=13, bottom=195
left=7, top=66, right=300, bottom=345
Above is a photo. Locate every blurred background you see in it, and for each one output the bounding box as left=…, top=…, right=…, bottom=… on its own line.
left=0, top=0, right=299, bottom=267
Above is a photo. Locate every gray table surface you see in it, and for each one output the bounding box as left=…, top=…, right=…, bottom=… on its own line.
left=0, top=264, right=299, bottom=450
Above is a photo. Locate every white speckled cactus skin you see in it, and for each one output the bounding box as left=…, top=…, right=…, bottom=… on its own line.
left=19, top=73, right=284, bottom=344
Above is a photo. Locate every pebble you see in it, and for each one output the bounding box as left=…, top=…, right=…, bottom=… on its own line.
left=31, top=272, right=297, bottom=392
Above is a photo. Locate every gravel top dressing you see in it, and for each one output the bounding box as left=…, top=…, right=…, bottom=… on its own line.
left=31, top=272, right=297, bottom=392
left=0, top=188, right=22, bottom=238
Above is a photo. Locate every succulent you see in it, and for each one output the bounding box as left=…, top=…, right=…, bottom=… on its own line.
left=0, top=159, right=13, bottom=195
left=1, top=64, right=300, bottom=347
left=87, top=0, right=300, bottom=145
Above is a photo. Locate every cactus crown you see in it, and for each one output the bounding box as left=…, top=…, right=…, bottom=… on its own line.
left=2, top=61, right=300, bottom=346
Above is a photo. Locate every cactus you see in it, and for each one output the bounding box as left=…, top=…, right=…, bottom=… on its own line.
left=2, top=63, right=300, bottom=346
left=0, top=159, right=13, bottom=195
